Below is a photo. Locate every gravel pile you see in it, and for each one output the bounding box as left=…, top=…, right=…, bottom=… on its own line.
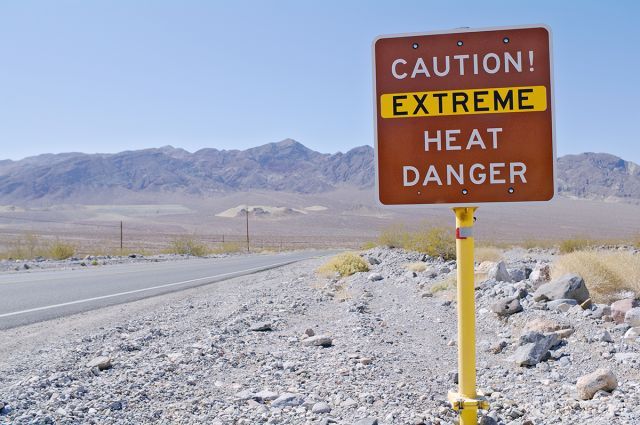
left=1, top=246, right=639, bottom=424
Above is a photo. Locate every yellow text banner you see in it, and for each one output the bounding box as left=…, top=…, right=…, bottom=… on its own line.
left=380, top=86, right=547, bottom=118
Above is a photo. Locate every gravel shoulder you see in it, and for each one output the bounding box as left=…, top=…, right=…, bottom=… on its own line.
left=1, top=248, right=639, bottom=424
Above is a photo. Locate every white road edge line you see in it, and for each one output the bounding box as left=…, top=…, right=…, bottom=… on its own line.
left=0, top=259, right=300, bottom=319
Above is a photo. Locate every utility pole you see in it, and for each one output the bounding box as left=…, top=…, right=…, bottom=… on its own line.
left=245, top=206, right=250, bottom=253
left=120, top=221, right=123, bottom=251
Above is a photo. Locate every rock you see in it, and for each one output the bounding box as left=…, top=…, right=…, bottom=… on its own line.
left=529, top=264, right=551, bottom=286
left=476, top=261, right=495, bottom=273
left=547, top=299, right=578, bottom=312
left=510, top=332, right=559, bottom=366
left=302, top=335, right=333, bottom=347
left=523, top=317, right=569, bottom=334
left=304, top=328, right=315, bottom=337
left=490, top=297, right=523, bottom=317
left=576, top=369, right=618, bottom=400
left=624, top=307, right=640, bottom=327
left=353, top=419, right=379, bottom=425
left=234, top=389, right=254, bottom=400
left=85, top=356, right=111, bottom=370
left=611, top=299, right=639, bottom=324
left=600, top=330, right=613, bottom=343
left=249, top=322, right=272, bottom=332
left=533, top=274, right=590, bottom=304
left=623, top=327, right=640, bottom=342
left=489, top=340, right=508, bottom=354
left=312, top=401, right=332, bottom=414
left=590, top=304, right=611, bottom=319
left=271, top=393, right=305, bottom=407
left=109, top=401, right=123, bottom=411
left=487, top=261, right=511, bottom=282
left=253, top=390, right=279, bottom=402
left=509, top=268, right=526, bottom=282
left=367, top=257, right=380, bottom=265
left=368, top=273, right=383, bottom=281
left=480, top=416, right=498, bottom=425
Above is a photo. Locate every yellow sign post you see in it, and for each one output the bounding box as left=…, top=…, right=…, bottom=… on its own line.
left=373, top=25, right=556, bottom=425
left=447, top=207, right=488, bottom=425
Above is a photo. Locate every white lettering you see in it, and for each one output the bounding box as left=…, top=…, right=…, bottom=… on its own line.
left=466, top=129, right=486, bottom=150
left=470, top=164, right=486, bottom=184
left=422, top=165, right=442, bottom=186
left=446, top=164, right=464, bottom=185
left=510, top=162, right=527, bottom=183
left=486, top=128, right=503, bottom=149
left=432, top=56, right=450, bottom=77
left=453, top=54, right=469, bottom=75
left=411, top=58, right=431, bottom=78
left=504, top=51, right=522, bottom=73
left=424, top=130, right=442, bottom=151
left=391, top=58, right=408, bottom=79
left=403, top=166, right=420, bottom=186
left=445, top=129, right=461, bottom=150
left=483, top=53, right=501, bottom=74
left=489, top=162, right=506, bottom=184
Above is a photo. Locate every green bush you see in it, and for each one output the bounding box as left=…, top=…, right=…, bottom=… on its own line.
left=169, top=237, right=208, bottom=256
left=317, top=252, right=369, bottom=277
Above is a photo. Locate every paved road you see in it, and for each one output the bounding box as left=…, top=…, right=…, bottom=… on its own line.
left=0, top=250, right=336, bottom=330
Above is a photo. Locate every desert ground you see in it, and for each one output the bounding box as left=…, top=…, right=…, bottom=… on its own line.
left=1, top=191, right=639, bottom=256
left=1, top=246, right=640, bottom=424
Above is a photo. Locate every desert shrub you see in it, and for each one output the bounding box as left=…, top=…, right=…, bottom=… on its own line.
left=361, top=241, right=378, bottom=250
left=428, top=274, right=457, bottom=294
left=552, top=251, right=640, bottom=303
left=406, top=262, right=427, bottom=272
left=48, top=240, right=76, bottom=260
left=378, top=224, right=455, bottom=260
left=475, top=247, right=503, bottom=263
left=317, top=252, right=369, bottom=277
left=211, top=241, right=244, bottom=254
left=2, top=233, right=48, bottom=259
left=558, top=238, right=594, bottom=254
left=406, top=227, right=456, bottom=260
left=169, top=237, right=208, bottom=257
left=378, top=224, right=408, bottom=248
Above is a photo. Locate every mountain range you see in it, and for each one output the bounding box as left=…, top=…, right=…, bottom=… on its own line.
left=0, top=139, right=638, bottom=204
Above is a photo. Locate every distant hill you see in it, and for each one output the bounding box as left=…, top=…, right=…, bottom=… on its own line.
left=0, top=140, right=638, bottom=204
left=0, top=139, right=375, bottom=203
left=557, top=153, right=640, bottom=203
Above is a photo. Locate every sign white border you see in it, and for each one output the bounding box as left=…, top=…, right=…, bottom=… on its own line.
left=372, top=24, right=557, bottom=207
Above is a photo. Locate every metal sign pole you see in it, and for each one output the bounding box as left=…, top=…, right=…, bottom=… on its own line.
left=448, top=206, right=487, bottom=425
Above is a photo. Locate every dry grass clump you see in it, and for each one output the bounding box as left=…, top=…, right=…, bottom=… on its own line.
left=169, top=236, right=208, bottom=257
left=428, top=274, right=457, bottom=295
left=475, top=247, right=503, bottom=262
left=48, top=240, right=76, bottom=260
left=211, top=242, right=244, bottom=254
left=317, top=252, right=369, bottom=278
left=406, top=262, right=428, bottom=272
left=558, top=238, right=595, bottom=254
left=378, top=224, right=456, bottom=260
left=1, top=233, right=76, bottom=260
left=552, top=251, right=640, bottom=303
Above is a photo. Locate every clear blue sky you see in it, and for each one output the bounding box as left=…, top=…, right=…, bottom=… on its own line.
left=1, top=0, right=638, bottom=162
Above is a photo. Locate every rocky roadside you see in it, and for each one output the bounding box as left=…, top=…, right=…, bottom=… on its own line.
left=0, top=247, right=639, bottom=424
left=0, top=252, right=240, bottom=273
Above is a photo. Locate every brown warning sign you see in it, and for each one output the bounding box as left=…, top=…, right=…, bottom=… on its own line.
left=373, top=25, right=555, bottom=205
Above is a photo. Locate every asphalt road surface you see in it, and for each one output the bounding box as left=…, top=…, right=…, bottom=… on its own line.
left=0, top=250, right=337, bottom=330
